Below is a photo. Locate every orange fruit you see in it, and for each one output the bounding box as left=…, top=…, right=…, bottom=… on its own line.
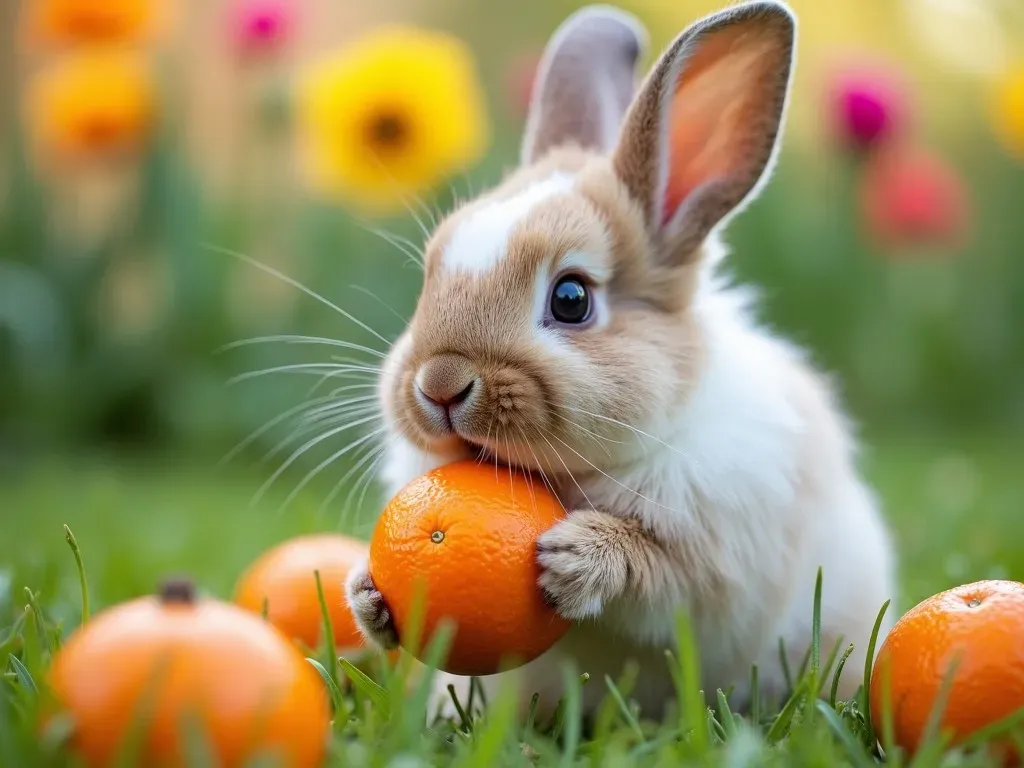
left=234, top=533, right=367, bottom=653
left=870, top=580, right=1024, bottom=759
left=47, top=579, right=330, bottom=768
left=369, top=460, right=569, bottom=676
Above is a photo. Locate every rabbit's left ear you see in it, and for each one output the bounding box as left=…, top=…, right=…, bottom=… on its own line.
left=613, top=1, right=796, bottom=266
left=521, top=6, right=647, bottom=164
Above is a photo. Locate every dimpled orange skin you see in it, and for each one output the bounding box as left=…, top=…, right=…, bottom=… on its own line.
left=369, top=460, right=570, bottom=676
left=870, top=580, right=1024, bottom=759
left=235, top=533, right=366, bottom=652
left=48, top=593, right=330, bottom=768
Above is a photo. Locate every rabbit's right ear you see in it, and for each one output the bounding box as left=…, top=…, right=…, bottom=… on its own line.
left=520, top=6, right=647, bottom=165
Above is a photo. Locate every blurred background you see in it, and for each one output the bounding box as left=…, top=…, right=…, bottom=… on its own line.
left=0, top=0, right=1022, bottom=616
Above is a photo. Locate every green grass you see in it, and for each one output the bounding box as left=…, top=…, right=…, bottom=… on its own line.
left=1, top=432, right=1022, bottom=766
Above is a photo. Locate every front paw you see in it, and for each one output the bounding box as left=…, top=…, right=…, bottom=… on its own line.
left=536, top=510, right=634, bottom=621
left=345, top=561, right=399, bottom=650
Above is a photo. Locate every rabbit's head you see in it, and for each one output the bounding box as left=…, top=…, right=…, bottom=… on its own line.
left=381, top=2, right=796, bottom=475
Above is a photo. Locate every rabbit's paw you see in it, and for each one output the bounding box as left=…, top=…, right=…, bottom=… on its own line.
left=345, top=562, right=399, bottom=650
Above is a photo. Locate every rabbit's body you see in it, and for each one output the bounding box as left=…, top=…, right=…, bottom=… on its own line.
left=346, top=1, right=897, bottom=719
left=377, top=230, right=894, bottom=716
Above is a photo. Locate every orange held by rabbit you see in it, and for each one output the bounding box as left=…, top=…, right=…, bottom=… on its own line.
left=359, top=459, right=569, bottom=676
left=347, top=1, right=896, bottom=720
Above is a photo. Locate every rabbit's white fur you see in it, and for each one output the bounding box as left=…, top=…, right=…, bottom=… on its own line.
left=370, top=234, right=896, bottom=716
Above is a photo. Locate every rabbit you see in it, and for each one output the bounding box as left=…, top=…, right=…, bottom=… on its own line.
left=345, top=0, right=897, bottom=720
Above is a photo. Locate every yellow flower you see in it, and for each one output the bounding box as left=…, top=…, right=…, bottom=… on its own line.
left=296, top=27, right=489, bottom=212
left=991, top=66, right=1024, bottom=160
left=20, top=0, right=168, bottom=47
left=26, top=48, right=156, bottom=163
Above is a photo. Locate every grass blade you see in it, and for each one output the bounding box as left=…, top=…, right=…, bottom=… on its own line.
left=63, top=525, right=90, bottom=624
left=524, top=692, right=541, bottom=735
left=557, top=665, right=583, bottom=768
left=306, top=658, right=344, bottom=713
left=312, top=570, right=338, bottom=688
left=0, top=613, right=27, bottom=660
left=778, top=637, right=793, bottom=693
left=23, top=589, right=54, bottom=655
left=815, top=699, right=872, bottom=768
left=716, top=689, right=737, bottom=740
left=605, top=673, right=644, bottom=741
left=448, top=683, right=472, bottom=733
left=766, top=677, right=808, bottom=744
left=830, top=644, right=855, bottom=709
left=6, top=655, right=37, bottom=695
left=817, top=635, right=845, bottom=698
left=861, top=598, right=891, bottom=749
left=672, top=609, right=708, bottom=755
left=338, top=657, right=390, bottom=719
left=959, top=705, right=1024, bottom=750
left=811, top=566, right=823, bottom=680
left=750, top=664, right=760, bottom=728
left=907, top=656, right=961, bottom=768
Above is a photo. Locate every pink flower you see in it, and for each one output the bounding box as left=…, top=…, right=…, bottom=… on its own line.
left=828, top=60, right=908, bottom=151
left=859, top=143, right=971, bottom=252
left=229, top=0, right=293, bottom=57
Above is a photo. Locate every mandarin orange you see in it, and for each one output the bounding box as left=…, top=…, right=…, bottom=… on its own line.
left=234, top=533, right=366, bottom=653
left=870, top=579, right=1024, bottom=759
left=368, top=460, right=569, bottom=676
left=47, top=579, right=329, bottom=768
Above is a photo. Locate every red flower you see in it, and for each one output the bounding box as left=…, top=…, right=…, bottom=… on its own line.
left=859, top=143, right=971, bottom=252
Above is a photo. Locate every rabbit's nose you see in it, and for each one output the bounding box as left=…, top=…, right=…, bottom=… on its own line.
left=415, top=354, right=479, bottom=409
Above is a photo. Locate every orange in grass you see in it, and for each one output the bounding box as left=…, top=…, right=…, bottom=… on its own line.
left=234, top=533, right=367, bottom=653
left=47, top=579, right=329, bottom=768
left=369, top=460, right=569, bottom=676
left=870, top=580, right=1024, bottom=759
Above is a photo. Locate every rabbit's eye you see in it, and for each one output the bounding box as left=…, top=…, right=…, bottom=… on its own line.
left=550, top=276, right=590, bottom=325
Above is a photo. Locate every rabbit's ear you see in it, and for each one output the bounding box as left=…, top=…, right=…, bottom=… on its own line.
left=521, top=6, right=647, bottom=165
left=613, top=1, right=795, bottom=266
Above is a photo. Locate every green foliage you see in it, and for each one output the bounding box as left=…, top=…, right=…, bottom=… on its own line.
left=0, top=443, right=1022, bottom=766
left=2, top=108, right=1023, bottom=468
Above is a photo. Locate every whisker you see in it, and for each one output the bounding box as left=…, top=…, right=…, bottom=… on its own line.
left=218, top=335, right=387, bottom=359
left=558, top=404, right=689, bottom=460
left=513, top=424, right=537, bottom=510
left=301, top=394, right=379, bottom=424
left=275, top=425, right=386, bottom=515
left=359, top=226, right=424, bottom=269
left=538, top=431, right=598, bottom=514
left=345, top=444, right=387, bottom=524
left=349, top=284, right=410, bottom=325
left=217, top=394, right=337, bottom=469
left=546, top=432, right=682, bottom=516
left=250, top=411, right=383, bottom=507
left=228, top=363, right=381, bottom=386
left=307, top=367, right=380, bottom=398
left=261, top=404, right=381, bottom=464
left=204, top=243, right=394, bottom=347
left=317, top=438, right=380, bottom=520
left=521, top=435, right=560, bottom=506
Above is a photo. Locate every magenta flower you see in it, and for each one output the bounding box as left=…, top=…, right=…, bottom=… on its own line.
left=230, top=0, right=293, bottom=57
left=828, top=61, right=908, bottom=151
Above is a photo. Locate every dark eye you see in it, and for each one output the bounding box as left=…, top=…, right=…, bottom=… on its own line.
left=550, top=276, right=590, bottom=325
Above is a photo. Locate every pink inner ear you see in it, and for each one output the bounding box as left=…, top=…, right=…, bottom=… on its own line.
left=661, top=28, right=781, bottom=225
